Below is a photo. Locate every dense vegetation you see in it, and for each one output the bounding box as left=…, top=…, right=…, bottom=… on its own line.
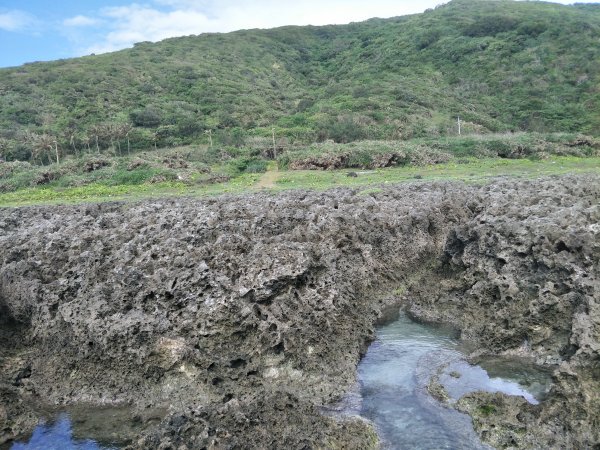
left=278, top=133, right=600, bottom=170
left=1, top=133, right=597, bottom=198
left=1, top=0, right=600, bottom=164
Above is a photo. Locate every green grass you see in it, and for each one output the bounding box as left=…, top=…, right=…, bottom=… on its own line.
left=270, top=156, right=600, bottom=191
left=0, top=173, right=262, bottom=206
left=1, top=157, right=597, bottom=207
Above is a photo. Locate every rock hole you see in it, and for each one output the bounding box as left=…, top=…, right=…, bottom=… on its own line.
left=13, top=365, right=32, bottom=386
left=211, top=377, right=223, bottom=386
left=444, top=231, right=466, bottom=259
left=427, top=221, right=436, bottom=235
left=253, top=305, right=268, bottom=321
left=555, top=241, right=570, bottom=253
left=229, top=358, right=247, bottom=369
left=272, top=342, right=285, bottom=354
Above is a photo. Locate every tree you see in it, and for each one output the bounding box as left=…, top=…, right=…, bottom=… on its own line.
left=0, top=138, right=9, bottom=161
left=25, top=132, right=60, bottom=165
left=102, top=123, right=119, bottom=154
left=130, top=107, right=162, bottom=127
left=117, top=123, right=133, bottom=154
left=80, top=133, right=91, bottom=153
left=88, top=125, right=103, bottom=153
left=61, top=125, right=79, bottom=157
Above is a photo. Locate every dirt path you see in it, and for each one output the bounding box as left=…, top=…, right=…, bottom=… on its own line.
left=256, top=164, right=280, bottom=189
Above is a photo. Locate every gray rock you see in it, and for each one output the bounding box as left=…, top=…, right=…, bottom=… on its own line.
left=0, top=174, right=598, bottom=448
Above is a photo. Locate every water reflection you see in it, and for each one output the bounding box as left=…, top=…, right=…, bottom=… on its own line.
left=11, top=414, right=116, bottom=450
left=9, top=406, right=165, bottom=450
left=440, top=361, right=540, bottom=405
left=356, top=313, right=550, bottom=450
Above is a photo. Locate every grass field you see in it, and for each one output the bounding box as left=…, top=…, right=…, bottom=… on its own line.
left=1, top=156, right=598, bottom=207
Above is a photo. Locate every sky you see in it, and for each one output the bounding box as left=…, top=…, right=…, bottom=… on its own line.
left=0, top=0, right=578, bottom=68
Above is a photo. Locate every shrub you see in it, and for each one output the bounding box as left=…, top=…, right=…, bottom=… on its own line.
left=227, top=157, right=268, bottom=175
left=110, top=168, right=174, bottom=185
left=463, top=15, right=519, bottom=37
left=0, top=161, right=32, bottom=179
left=129, top=107, right=163, bottom=127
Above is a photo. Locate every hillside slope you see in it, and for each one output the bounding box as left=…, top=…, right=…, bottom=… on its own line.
left=1, top=0, right=600, bottom=161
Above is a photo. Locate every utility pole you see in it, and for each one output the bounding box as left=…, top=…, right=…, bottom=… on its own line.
left=271, top=127, right=277, bottom=159
left=457, top=116, right=462, bottom=135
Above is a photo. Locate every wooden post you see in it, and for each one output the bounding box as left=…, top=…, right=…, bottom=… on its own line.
left=457, top=116, right=462, bottom=135
left=271, top=127, right=276, bottom=159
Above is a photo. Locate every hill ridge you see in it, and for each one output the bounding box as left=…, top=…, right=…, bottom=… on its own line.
left=0, top=0, right=599, bottom=162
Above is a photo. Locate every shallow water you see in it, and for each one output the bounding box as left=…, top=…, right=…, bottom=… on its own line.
left=9, top=314, right=552, bottom=449
left=355, top=313, right=550, bottom=450
left=10, top=414, right=115, bottom=450
left=8, top=406, right=165, bottom=450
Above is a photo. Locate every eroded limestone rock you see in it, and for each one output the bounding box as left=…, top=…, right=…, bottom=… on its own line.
left=0, top=174, right=598, bottom=448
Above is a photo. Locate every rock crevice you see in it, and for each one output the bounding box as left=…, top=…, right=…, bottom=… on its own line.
left=0, top=175, right=598, bottom=448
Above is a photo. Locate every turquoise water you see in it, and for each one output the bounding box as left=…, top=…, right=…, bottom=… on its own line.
left=354, top=313, right=549, bottom=450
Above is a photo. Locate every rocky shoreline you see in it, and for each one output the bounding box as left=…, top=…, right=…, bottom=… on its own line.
left=1, top=174, right=598, bottom=449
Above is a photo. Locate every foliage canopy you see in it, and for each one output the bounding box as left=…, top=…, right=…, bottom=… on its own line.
left=0, top=0, right=599, bottom=162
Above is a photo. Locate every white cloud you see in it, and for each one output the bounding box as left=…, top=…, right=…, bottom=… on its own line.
left=77, top=0, right=578, bottom=56
left=83, top=0, right=445, bottom=55
left=84, top=4, right=213, bottom=54
left=0, top=10, right=35, bottom=31
left=63, top=15, right=99, bottom=27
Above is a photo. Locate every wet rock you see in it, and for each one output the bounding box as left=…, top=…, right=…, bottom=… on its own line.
left=456, top=392, right=541, bottom=449
left=406, top=175, right=600, bottom=448
left=0, top=174, right=598, bottom=448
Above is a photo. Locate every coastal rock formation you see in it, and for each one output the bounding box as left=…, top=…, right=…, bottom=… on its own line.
left=408, top=175, right=600, bottom=447
left=0, top=174, right=598, bottom=448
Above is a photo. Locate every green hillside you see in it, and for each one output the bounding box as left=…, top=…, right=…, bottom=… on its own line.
left=1, top=0, right=600, bottom=162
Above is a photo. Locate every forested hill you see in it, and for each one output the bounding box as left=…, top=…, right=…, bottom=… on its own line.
left=1, top=0, right=600, bottom=160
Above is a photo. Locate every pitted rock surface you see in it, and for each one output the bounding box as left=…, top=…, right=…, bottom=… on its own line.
left=407, top=175, right=600, bottom=447
left=0, top=174, right=598, bottom=449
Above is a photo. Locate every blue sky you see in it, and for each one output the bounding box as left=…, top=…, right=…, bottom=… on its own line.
left=0, top=0, right=578, bottom=68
